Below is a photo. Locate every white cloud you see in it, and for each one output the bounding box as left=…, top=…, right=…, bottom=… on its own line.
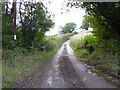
left=9, top=0, right=85, bottom=35
left=45, top=0, right=85, bottom=35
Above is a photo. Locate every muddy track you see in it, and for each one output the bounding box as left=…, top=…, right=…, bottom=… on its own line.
left=14, top=41, right=116, bottom=88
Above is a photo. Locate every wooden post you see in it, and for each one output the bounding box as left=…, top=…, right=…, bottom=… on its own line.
left=13, top=1, right=16, bottom=48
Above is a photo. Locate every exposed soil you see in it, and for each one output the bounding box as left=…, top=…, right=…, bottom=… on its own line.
left=14, top=41, right=116, bottom=88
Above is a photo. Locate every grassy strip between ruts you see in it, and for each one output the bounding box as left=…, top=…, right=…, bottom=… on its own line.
left=2, top=33, right=73, bottom=88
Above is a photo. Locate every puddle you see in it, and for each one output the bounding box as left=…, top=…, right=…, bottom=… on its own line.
left=54, top=65, right=60, bottom=74
left=55, top=65, right=59, bottom=68
left=56, top=71, right=59, bottom=75
left=86, top=64, right=118, bottom=87
left=47, top=76, right=52, bottom=85
left=83, top=77, right=86, bottom=81
left=88, top=69, right=91, bottom=74
left=93, top=73, right=96, bottom=76
left=55, top=77, right=60, bottom=80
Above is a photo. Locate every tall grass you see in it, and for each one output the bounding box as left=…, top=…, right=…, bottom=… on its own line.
left=2, top=47, right=55, bottom=88
left=2, top=33, right=72, bottom=88
left=70, top=34, right=119, bottom=80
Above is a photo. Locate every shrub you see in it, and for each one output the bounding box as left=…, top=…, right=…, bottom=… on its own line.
left=2, top=35, right=14, bottom=49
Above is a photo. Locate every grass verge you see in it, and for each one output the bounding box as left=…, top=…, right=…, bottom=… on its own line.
left=2, top=48, right=55, bottom=88
left=70, top=33, right=119, bottom=87
left=2, top=33, right=72, bottom=88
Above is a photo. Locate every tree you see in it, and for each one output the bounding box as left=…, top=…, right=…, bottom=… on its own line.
left=18, top=2, right=54, bottom=49
left=80, top=2, right=120, bottom=41
left=67, top=1, right=120, bottom=41
left=81, top=15, right=90, bottom=30
left=2, top=1, right=54, bottom=49
left=2, top=2, right=14, bottom=49
left=60, top=22, right=76, bottom=34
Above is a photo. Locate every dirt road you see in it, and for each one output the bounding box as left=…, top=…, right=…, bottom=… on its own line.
left=16, top=41, right=116, bottom=88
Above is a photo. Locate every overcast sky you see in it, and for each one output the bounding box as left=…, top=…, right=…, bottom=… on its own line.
left=9, top=0, right=85, bottom=35
left=43, top=0, right=85, bottom=35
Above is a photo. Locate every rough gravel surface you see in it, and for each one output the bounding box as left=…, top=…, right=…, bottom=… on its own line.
left=14, top=41, right=116, bottom=88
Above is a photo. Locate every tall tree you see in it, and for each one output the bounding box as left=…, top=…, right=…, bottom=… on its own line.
left=81, top=2, right=120, bottom=41
left=2, top=1, right=54, bottom=49
left=18, top=2, right=54, bottom=48
left=66, top=1, right=120, bottom=41
left=81, top=15, right=90, bottom=30
left=60, top=22, right=76, bottom=34
left=2, top=2, right=14, bottom=49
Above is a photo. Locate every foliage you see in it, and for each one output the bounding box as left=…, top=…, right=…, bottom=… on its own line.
left=2, top=2, right=54, bottom=50
left=70, top=34, right=119, bottom=80
left=81, top=15, right=114, bottom=41
left=3, top=48, right=55, bottom=88
left=2, top=2, right=14, bottom=49
left=2, top=1, right=73, bottom=87
left=3, top=33, right=72, bottom=88
left=81, top=2, right=120, bottom=40
left=67, top=1, right=120, bottom=85
left=55, top=33, right=74, bottom=47
left=80, top=15, right=90, bottom=30
left=83, top=35, right=97, bottom=47
left=71, top=35, right=96, bottom=54
left=67, top=1, right=120, bottom=41
left=18, top=2, right=54, bottom=49
left=60, top=22, right=76, bottom=34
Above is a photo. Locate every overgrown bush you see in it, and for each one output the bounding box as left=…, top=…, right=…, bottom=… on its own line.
left=3, top=33, right=72, bottom=88
left=70, top=34, right=119, bottom=80
left=2, top=35, right=13, bottom=49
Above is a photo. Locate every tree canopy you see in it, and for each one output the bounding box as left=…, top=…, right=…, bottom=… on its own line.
left=60, top=22, right=76, bottom=34
left=66, top=1, right=120, bottom=41
left=81, top=15, right=90, bottom=30
left=2, top=1, right=54, bottom=49
left=81, top=2, right=120, bottom=41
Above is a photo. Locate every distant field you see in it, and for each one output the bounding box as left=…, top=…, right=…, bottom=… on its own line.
left=70, top=30, right=92, bottom=40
